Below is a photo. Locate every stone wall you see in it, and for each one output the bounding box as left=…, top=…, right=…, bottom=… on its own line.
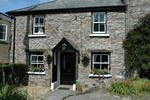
left=123, top=0, right=150, bottom=31
left=10, top=11, right=126, bottom=88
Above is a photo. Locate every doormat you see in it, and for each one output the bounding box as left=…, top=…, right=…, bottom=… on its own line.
left=58, top=87, right=70, bottom=90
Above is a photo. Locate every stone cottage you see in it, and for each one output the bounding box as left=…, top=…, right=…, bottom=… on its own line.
left=6, top=0, right=150, bottom=91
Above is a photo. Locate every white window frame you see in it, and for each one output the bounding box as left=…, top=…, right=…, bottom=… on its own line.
left=33, top=15, right=44, bottom=35
left=30, top=54, right=44, bottom=67
left=0, top=24, right=7, bottom=41
left=92, top=12, right=106, bottom=34
left=92, top=54, right=109, bottom=71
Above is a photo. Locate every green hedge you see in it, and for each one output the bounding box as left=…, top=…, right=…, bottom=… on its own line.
left=0, top=63, right=28, bottom=86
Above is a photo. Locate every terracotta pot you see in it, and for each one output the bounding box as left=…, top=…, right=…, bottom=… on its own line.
left=77, top=87, right=82, bottom=91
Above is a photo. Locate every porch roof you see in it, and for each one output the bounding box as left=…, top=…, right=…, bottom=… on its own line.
left=52, top=37, right=79, bottom=52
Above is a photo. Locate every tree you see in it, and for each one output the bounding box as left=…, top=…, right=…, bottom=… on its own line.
left=123, top=14, right=150, bottom=79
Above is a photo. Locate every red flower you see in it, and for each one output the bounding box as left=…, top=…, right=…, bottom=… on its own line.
left=94, top=68, right=96, bottom=70
left=102, top=76, right=103, bottom=77
left=109, top=66, right=111, bottom=69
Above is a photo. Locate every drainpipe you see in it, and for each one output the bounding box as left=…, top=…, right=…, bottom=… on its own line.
left=10, top=13, right=16, bottom=63
left=13, top=17, right=16, bottom=63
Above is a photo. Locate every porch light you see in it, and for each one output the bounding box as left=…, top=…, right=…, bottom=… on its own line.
left=62, top=43, right=67, bottom=50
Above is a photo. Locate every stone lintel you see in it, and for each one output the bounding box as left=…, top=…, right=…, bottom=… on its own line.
left=25, top=49, right=47, bottom=52
left=87, top=49, right=112, bottom=53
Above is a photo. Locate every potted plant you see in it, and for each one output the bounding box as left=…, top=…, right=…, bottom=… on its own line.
left=103, top=68, right=109, bottom=75
left=43, top=51, right=51, bottom=58
left=81, top=53, right=89, bottom=58
left=92, top=68, right=98, bottom=75
left=76, top=82, right=82, bottom=92
left=81, top=52, right=89, bottom=67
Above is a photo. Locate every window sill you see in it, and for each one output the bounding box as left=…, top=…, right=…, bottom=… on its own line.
left=89, top=74, right=112, bottom=78
left=89, top=34, right=109, bottom=37
left=26, top=71, right=45, bottom=75
left=28, top=34, right=46, bottom=38
left=0, top=40, right=8, bottom=44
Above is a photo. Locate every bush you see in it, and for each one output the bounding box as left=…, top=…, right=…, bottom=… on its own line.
left=123, top=14, right=150, bottom=79
left=109, top=77, right=150, bottom=95
left=0, top=84, right=32, bottom=100
left=0, top=63, right=28, bottom=86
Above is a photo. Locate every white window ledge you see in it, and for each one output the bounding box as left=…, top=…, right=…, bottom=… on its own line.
left=28, top=34, right=46, bottom=37
left=89, top=34, right=109, bottom=37
left=26, top=72, right=45, bottom=75
left=89, top=74, right=112, bottom=78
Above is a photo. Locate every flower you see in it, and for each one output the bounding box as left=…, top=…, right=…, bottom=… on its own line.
left=121, top=81, right=124, bottom=84
left=109, top=66, right=111, bottom=69
left=94, top=68, right=96, bottom=70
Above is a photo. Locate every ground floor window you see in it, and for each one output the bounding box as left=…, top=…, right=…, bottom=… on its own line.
left=30, top=52, right=44, bottom=67
left=92, top=53, right=110, bottom=70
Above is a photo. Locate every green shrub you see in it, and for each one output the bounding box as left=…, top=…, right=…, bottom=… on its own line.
left=109, top=77, right=150, bottom=95
left=0, top=63, right=28, bottom=86
left=0, top=84, right=32, bottom=100
left=123, top=14, right=150, bottom=79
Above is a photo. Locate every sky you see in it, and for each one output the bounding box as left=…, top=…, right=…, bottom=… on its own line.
left=0, top=0, right=53, bottom=14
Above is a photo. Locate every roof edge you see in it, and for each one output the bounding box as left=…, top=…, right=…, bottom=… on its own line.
left=6, top=5, right=126, bottom=15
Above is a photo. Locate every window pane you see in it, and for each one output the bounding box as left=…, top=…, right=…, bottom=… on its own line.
left=100, top=14, right=104, bottom=22
left=42, top=27, right=44, bottom=33
left=32, top=56, right=37, bottom=63
left=93, top=64, right=100, bottom=69
left=38, top=56, right=43, bottom=63
left=0, top=25, right=3, bottom=32
left=40, top=18, right=44, bottom=25
left=94, top=14, right=99, bottom=22
left=102, top=55, right=108, bottom=62
left=35, top=27, right=39, bottom=33
left=39, top=27, right=43, bottom=33
left=94, top=23, right=98, bottom=32
left=101, top=64, right=108, bottom=70
left=35, top=18, right=39, bottom=25
left=0, top=33, right=5, bottom=40
left=0, top=25, right=6, bottom=32
left=94, top=55, right=100, bottom=62
left=100, top=24, right=104, bottom=32
left=3, top=26, right=6, bottom=32
left=31, top=64, right=37, bottom=67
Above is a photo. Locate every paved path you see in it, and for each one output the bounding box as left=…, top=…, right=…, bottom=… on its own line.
left=36, top=89, right=78, bottom=100
left=36, top=88, right=150, bottom=100
left=66, top=88, right=150, bottom=100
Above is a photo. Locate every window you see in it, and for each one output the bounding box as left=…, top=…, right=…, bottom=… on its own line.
left=0, top=24, right=7, bottom=41
left=33, top=15, right=44, bottom=34
left=92, top=12, right=106, bottom=34
left=30, top=52, right=44, bottom=67
left=92, top=53, right=109, bottom=70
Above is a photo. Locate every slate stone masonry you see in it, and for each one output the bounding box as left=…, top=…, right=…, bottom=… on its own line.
left=10, top=11, right=126, bottom=88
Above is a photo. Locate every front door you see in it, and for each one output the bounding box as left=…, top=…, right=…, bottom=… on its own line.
left=61, top=52, right=76, bottom=85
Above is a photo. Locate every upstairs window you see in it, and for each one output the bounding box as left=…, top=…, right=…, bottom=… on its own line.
left=92, top=12, right=106, bottom=34
left=0, top=24, right=7, bottom=41
left=33, top=15, right=44, bottom=34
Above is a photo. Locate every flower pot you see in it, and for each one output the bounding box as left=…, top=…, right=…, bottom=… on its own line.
left=77, top=87, right=82, bottom=92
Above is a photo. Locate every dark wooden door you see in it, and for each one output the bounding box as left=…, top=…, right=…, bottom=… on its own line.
left=61, top=52, right=76, bottom=85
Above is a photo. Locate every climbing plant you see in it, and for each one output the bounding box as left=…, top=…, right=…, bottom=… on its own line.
left=123, top=14, right=150, bottom=79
